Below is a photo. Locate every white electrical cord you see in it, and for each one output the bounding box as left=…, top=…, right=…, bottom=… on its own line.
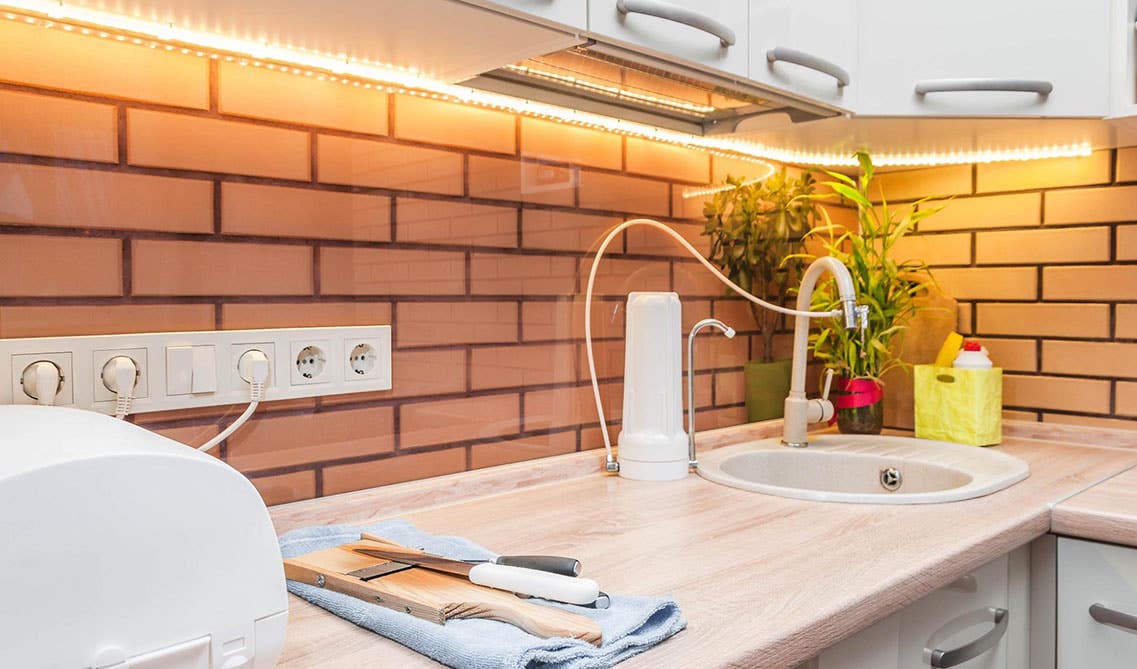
left=585, top=218, right=848, bottom=471
left=198, top=349, right=269, bottom=453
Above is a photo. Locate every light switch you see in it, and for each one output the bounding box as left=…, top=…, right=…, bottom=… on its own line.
left=166, top=346, right=193, bottom=396
left=191, top=345, right=217, bottom=393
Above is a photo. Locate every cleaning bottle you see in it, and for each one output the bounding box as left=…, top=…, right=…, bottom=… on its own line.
left=953, top=341, right=993, bottom=369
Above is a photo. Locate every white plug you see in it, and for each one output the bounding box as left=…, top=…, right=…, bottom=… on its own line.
left=21, top=361, right=62, bottom=406
left=101, top=356, right=139, bottom=419
left=198, top=349, right=270, bottom=453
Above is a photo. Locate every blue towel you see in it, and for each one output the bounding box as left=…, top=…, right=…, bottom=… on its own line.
left=279, top=519, right=686, bottom=669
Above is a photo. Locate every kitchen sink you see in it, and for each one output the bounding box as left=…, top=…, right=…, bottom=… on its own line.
left=696, top=435, right=1029, bottom=504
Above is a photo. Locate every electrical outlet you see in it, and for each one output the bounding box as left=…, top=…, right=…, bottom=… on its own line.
left=344, top=332, right=390, bottom=387
left=92, top=348, right=148, bottom=402
left=231, top=342, right=275, bottom=388
left=11, top=351, right=73, bottom=406
left=290, top=340, right=331, bottom=385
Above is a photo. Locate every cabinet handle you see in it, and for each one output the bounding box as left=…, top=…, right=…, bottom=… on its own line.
left=615, top=0, right=736, bottom=47
left=925, top=607, right=1009, bottom=668
left=1090, top=603, right=1137, bottom=632
left=915, top=78, right=1053, bottom=96
left=765, top=47, right=849, bottom=87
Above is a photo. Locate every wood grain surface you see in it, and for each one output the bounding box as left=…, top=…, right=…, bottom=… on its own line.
left=272, top=428, right=1137, bottom=669
left=1052, top=465, right=1137, bottom=546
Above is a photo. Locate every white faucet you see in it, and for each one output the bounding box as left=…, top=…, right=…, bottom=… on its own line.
left=783, top=257, right=868, bottom=448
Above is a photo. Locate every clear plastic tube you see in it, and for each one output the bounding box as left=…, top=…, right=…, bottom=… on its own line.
left=585, top=218, right=845, bottom=471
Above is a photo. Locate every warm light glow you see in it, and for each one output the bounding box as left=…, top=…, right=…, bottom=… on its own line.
left=680, top=167, right=779, bottom=200
left=0, top=1, right=1097, bottom=170
left=500, top=63, right=717, bottom=116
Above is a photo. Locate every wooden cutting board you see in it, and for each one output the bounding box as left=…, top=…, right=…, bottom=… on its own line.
left=283, top=541, right=602, bottom=645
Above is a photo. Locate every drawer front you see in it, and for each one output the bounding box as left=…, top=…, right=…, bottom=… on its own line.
left=587, top=0, right=748, bottom=77
left=1057, top=537, right=1137, bottom=668
left=477, top=0, right=587, bottom=29
left=748, top=0, right=856, bottom=110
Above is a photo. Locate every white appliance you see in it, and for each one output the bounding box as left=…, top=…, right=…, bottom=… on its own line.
left=617, top=292, right=687, bottom=481
left=0, top=405, right=288, bottom=669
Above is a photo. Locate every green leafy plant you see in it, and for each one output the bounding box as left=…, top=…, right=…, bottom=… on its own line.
left=800, top=151, right=942, bottom=381
left=702, top=169, right=820, bottom=362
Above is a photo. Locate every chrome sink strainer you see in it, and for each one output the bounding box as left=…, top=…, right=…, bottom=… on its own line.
left=879, top=466, right=903, bottom=492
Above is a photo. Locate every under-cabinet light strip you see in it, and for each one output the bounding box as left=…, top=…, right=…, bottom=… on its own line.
left=0, top=1, right=1095, bottom=169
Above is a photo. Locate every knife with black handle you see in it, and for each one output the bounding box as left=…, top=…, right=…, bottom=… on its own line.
left=470, top=555, right=582, bottom=577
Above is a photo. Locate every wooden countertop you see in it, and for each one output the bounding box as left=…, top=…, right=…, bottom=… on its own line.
left=270, top=424, right=1137, bottom=669
left=1053, top=460, right=1137, bottom=547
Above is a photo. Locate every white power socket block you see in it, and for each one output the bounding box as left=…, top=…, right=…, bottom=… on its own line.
left=0, top=326, right=391, bottom=416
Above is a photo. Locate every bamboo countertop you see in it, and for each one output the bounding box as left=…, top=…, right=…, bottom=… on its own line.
left=270, top=422, right=1137, bottom=669
left=1053, top=454, right=1137, bottom=547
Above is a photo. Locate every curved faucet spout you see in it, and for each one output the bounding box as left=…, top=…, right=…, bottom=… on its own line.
left=687, top=318, right=735, bottom=468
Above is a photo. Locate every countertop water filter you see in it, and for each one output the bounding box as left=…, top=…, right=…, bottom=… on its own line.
left=617, top=291, right=687, bottom=481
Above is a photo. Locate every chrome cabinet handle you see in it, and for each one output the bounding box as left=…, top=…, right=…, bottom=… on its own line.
left=765, top=47, right=849, bottom=87
left=1090, top=603, right=1137, bottom=632
left=915, top=78, right=1053, bottom=96
left=925, top=607, right=1009, bottom=668
left=615, top=0, right=736, bottom=47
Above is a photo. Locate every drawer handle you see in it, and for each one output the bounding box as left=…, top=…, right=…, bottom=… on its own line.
left=915, top=78, right=1053, bottom=96
left=765, top=47, right=850, bottom=87
left=925, top=607, right=1008, bottom=668
left=615, top=0, right=736, bottom=47
left=1090, top=603, right=1137, bottom=632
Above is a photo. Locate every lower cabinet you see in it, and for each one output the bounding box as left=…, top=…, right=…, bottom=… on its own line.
left=801, top=545, right=1031, bottom=669
left=1057, top=537, right=1137, bottom=668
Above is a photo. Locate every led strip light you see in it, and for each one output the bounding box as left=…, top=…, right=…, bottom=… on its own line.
left=0, top=1, right=1095, bottom=171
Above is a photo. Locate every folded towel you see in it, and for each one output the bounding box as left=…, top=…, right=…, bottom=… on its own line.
left=279, top=519, right=686, bottom=669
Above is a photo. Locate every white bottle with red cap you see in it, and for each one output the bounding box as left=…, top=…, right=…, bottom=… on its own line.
left=953, top=341, right=994, bottom=369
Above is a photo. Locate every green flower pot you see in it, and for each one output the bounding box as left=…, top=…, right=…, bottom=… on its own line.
left=744, top=358, right=793, bottom=422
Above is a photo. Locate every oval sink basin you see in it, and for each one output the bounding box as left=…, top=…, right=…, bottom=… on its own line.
left=696, top=435, right=1029, bottom=504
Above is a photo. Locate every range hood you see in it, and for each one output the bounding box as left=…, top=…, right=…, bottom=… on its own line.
left=465, top=42, right=841, bottom=136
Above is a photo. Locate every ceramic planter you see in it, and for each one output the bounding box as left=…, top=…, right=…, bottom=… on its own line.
left=834, top=377, right=884, bottom=434
left=744, top=358, right=793, bottom=422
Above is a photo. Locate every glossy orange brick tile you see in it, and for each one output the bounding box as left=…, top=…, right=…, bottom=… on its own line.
left=396, top=198, right=517, bottom=248
left=691, top=334, right=750, bottom=371
left=522, top=299, right=627, bottom=341
left=248, top=470, right=318, bottom=506
left=1118, top=305, right=1137, bottom=339
left=396, top=301, right=517, bottom=347
left=0, top=90, right=116, bottom=162
left=578, top=171, right=669, bottom=216
left=469, top=253, right=577, bottom=295
left=1118, top=382, right=1137, bottom=417
left=0, top=235, right=121, bottom=296
left=470, top=431, right=577, bottom=469
left=1117, top=147, right=1137, bottom=183
left=0, top=304, right=214, bottom=338
left=0, top=19, right=208, bottom=108
left=520, top=210, right=620, bottom=252
left=712, top=300, right=759, bottom=333
left=975, top=338, right=1037, bottom=372
left=319, top=247, right=465, bottom=296
left=1119, top=226, right=1137, bottom=261
left=918, top=193, right=1041, bottom=231
left=673, top=262, right=726, bottom=297
left=625, top=221, right=710, bottom=257
left=128, top=110, right=309, bottom=180
left=1003, top=374, right=1110, bottom=413
left=671, top=185, right=712, bottom=221
left=226, top=405, right=394, bottom=471
left=586, top=257, right=671, bottom=296
left=891, top=232, right=971, bottom=266
left=580, top=339, right=625, bottom=381
left=1046, top=185, right=1137, bottom=225
left=520, top=118, right=621, bottom=170
left=221, top=302, right=390, bottom=330
left=317, top=135, right=463, bottom=195
left=0, top=163, right=212, bottom=233
left=712, top=155, right=779, bottom=184
left=978, top=152, right=1111, bottom=193
left=222, top=183, right=391, bottom=242
left=714, top=370, right=746, bottom=406
left=932, top=267, right=1037, bottom=300
left=625, top=137, right=709, bottom=183
left=976, top=227, right=1109, bottom=264
left=219, top=61, right=388, bottom=135
left=395, top=94, right=514, bottom=154
left=390, top=348, right=467, bottom=399
left=1043, top=340, right=1137, bottom=378
left=132, top=240, right=312, bottom=296
left=957, top=302, right=973, bottom=335
left=976, top=303, right=1110, bottom=338
left=471, top=342, right=576, bottom=390
left=524, top=381, right=621, bottom=431
left=872, top=165, right=971, bottom=202
left=323, top=448, right=467, bottom=495
left=400, top=394, right=520, bottom=449
left=467, top=156, right=575, bottom=206
left=1043, top=266, right=1137, bottom=301
left=151, top=423, right=221, bottom=450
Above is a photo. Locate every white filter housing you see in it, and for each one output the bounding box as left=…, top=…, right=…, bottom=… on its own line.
left=618, top=292, right=688, bottom=481
left=0, top=406, right=288, bottom=669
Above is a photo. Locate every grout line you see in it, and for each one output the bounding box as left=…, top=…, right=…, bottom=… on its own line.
left=116, top=106, right=128, bottom=166
left=208, top=59, right=219, bottom=112
left=120, top=238, right=132, bottom=296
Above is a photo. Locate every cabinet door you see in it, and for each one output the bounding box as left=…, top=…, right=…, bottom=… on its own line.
left=472, top=0, right=587, bottom=30
left=587, top=0, right=748, bottom=77
left=748, top=0, right=856, bottom=110
left=1057, top=538, right=1137, bottom=668
left=857, top=0, right=1109, bottom=117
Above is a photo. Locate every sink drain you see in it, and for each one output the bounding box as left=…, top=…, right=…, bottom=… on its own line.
left=879, top=467, right=902, bottom=492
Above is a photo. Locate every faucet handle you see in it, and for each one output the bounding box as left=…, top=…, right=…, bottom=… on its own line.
left=820, top=368, right=834, bottom=402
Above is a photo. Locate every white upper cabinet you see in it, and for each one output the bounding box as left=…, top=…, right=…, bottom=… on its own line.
left=470, top=0, right=588, bottom=30
left=586, top=0, right=750, bottom=77
left=748, top=0, right=857, bottom=111
left=856, top=0, right=1110, bottom=117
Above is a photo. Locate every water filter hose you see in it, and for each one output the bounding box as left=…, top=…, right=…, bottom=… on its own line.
left=585, top=218, right=849, bottom=472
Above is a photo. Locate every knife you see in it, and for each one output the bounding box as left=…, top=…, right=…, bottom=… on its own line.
left=349, top=535, right=600, bottom=606
left=464, top=555, right=581, bottom=577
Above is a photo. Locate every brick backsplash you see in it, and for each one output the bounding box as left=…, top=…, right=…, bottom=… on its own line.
left=3, top=19, right=1135, bottom=509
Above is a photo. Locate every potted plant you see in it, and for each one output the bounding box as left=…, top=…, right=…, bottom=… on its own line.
left=702, top=169, right=819, bottom=421
left=802, top=151, right=941, bottom=434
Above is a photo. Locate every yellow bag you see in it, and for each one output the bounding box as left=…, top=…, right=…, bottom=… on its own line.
left=913, top=365, right=1002, bottom=446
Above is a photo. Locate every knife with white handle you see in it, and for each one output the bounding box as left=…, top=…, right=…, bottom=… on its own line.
left=351, top=534, right=601, bottom=606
